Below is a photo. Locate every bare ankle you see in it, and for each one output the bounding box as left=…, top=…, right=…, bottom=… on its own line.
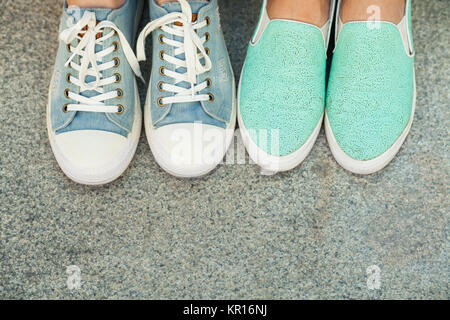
left=156, top=0, right=209, bottom=4
left=67, top=0, right=126, bottom=9
left=267, top=0, right=330, bottom=27
left=341, top=0, right=406, bottom=24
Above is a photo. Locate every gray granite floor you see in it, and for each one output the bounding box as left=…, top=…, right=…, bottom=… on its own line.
left=0, top=0, right=449, bottom=299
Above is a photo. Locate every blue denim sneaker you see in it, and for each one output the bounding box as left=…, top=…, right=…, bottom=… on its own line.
left=47, top=0, right=143, bottom=185
left=137, top=0, right=236, bottom=178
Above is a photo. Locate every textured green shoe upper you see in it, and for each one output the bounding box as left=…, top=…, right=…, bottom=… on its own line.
left=326, top=22, right=415, bottom=161
left=239, top=20, right=327, bottom=156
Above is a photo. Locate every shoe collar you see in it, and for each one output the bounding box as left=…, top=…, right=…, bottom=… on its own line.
left=334, top=0, right=414, bottom=57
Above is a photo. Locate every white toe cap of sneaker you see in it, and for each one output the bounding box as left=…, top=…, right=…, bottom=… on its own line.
left=52, top=130, right=129, bottom=183
left=149, top=123, right=230, bottom=178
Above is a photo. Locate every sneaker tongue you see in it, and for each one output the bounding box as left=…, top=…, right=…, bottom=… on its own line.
left=160, top=1, right=209, bottom=15
left=66, top=6, right=112, bottom=23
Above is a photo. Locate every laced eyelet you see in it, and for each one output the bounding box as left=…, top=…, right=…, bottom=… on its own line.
left=208, top=93, right=214, bottom=102
left=159, top=66, right=166, bottom=76
left=64, top=89, right=70, bottom=98
left=116, top=104, right=124, bottom=114
left=158, top=81, right=165, bottom=92
left=113, top=57, right=120, bottom=67
left=112, top=41, right=119, bottom=51
left=157, top=97, right=165, bottom=107
left=158, top=34, right=165, bottom=44
left=116, top=88, right=123, bottom=98
left=206, top=78, right=212, bottom=88
left=114, top=73, right=121, bottom=83
left=62, top=104, right=69, bottom=113
left=205, top=32, right=210, bottom=42
left=66, top=44, right=71, bottom=52
left=205, top=17, right=211, bottom=26
left=159, top=50, right=165, bottom=61
left=66, top=73, right=72, bottom=83
left=205, top=47, right=210, bottom=55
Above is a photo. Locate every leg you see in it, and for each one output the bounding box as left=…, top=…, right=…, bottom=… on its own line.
left=67, top=0, right=126, bottom=9
left=267, top=0, right=330, bottom=27
left=156, top=0, right=208, bottom=4
left=341, top=0, right=406, bottom=24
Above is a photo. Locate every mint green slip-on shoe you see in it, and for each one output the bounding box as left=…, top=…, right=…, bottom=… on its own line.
left=238, top=0, right=336, bottom=173
left=325, top=0, right=416, bottom=175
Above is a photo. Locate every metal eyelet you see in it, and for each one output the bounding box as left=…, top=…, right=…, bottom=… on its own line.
left=64, top=89, right=70, bottom=98
left=204, top=32, right=210, bottom=42
left=113, top=57, right=120, bottom=67
left=62, top=104, right=69, bottom=113
left=159, top=66, right=166, bottom=76
left=205, top=16, right=211, bottom=26
left=206, top=78, right=212, bottom=88
left=157, top=97, right=165, bottom=107
left=205, top=47, right=210, bottom=55
left=112, top=41, right=119, bottom=51
left=158, top=81, right=164, bottom=92
left=116, top=104, right=124, bottom=114
left=208, top=93, right=214, bottom=102
left=116, top=88, right=123, bottom=98
left=159, top=50, right=165, bottom=61
left=114, top=73, right=121, bottom=83
left=158, top=34, right=165, bottom=44
left=66, top=73, right=72, bottom=83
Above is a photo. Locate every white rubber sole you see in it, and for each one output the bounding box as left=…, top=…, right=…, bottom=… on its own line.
left=47, top=80, right=142, bottom=185
left=325, top=77, right=416, bottom=175
left=144, top=79, right=237, bottom=179
left=237, top=59, right=322, bottom=174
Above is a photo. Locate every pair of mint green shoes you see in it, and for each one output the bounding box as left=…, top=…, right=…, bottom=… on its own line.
left=239, top=0, right=415, bottom=174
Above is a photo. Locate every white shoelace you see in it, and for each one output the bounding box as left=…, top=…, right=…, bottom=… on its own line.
left=60, top=11, right=143, bottom=113
left=137, top=0, right=212, bottom=106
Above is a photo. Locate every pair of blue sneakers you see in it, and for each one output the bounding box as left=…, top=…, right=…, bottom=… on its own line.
left=48, top=0, right=235, bottom=184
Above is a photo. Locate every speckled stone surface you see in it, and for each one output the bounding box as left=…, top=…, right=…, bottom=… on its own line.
left=0, top=0, right=448, bottom=299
